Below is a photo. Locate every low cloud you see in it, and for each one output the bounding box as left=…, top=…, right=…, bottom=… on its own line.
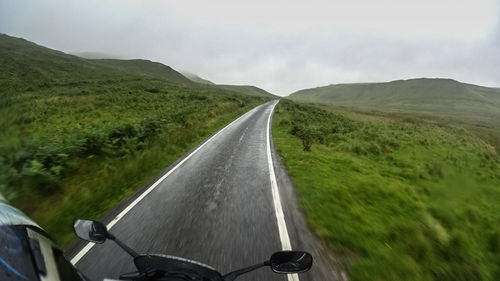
left=1, top=0, right=499, bottom=96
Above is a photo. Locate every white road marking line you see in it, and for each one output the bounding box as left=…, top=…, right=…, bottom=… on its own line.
left=266, top=100, right=299, bottom=281
left=70, top=105, right=262, bottom=265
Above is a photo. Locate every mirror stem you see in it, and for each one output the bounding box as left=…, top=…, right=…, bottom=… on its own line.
left=222, top=261, right=269, bottom=281
left=107, top=233, right=139, bottom=258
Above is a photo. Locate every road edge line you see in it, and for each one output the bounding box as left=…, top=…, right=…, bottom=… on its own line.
left=70, top=104, right=262, bottom=265
left=266, top=100, right=299, bottom=281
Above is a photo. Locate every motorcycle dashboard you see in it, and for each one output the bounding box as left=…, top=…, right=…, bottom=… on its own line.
left=133, top=254, right=224, bottom=281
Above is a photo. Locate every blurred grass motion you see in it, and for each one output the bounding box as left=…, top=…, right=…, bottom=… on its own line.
left=273, top=100, right=500, bottom=280
left=0, top=34, right=271, bottom=247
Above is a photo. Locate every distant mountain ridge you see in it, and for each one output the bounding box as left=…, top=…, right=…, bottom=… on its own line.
left=217, top=85, right=277, bottom=98
left=290, top=78, right=500, bottom=105
left=0, top=33, right=277, bottom=98
left=181, top=72, right=278, bottom=98
left=289, top=78, right=500, bottom=126
left=0, top=33, right=194, bottom=88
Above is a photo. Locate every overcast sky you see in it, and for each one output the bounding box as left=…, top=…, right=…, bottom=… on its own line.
left=1, top=0, right=499, bottom=96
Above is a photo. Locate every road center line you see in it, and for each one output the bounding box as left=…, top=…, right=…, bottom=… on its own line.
left=266, top=100, right=299, bottom=281
left=70, top=104, right=262, bottom=265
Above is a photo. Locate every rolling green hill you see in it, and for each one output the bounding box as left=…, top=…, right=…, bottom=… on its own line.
left=94, top=59, right=195, bottom=84
left=181, top=71, right=278, bottom=99
left=0, top=34, right=194, bottom=90
left=289, top=78, right=500, bottom=127
left=218, top=84, right=278, bottom=98
left=1, top=33, right=278, bottom=99
left=0, top=33, right=271, bottom=246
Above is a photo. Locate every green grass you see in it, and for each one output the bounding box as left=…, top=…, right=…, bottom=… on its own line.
left=0, top=33, right=271, bottom=246
left=273, top=100, right=500, bottom=281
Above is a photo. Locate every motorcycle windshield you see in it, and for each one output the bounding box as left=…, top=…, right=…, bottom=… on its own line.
left=0, top=202, right=40, bottom=228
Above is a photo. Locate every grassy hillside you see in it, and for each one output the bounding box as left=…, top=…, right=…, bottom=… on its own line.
left=273, top=100, right=500, bottom=280
left=0, top=33, right=270, bottom=246
left=218, top=84, right=278, bottom=98
left=95, top=59, right=195, bottom=84
left=182, top=71, right=278, bottom=98
left=0, top=34, right=189, bottom=90
left=289, top=78, right=500, bottom=129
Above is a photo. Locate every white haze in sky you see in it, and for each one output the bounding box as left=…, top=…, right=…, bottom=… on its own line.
left=1, top=0, right=499, bottom=96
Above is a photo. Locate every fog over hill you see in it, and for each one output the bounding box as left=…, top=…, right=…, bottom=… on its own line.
left=181, top=72, right=215, bottom=85
left=74, top=52, right=124, bottom=59
left=1, top=0, right=498, bottom=95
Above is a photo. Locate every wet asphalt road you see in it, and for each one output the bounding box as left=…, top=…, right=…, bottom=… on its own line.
left=68, top=100, right=344, bottom=281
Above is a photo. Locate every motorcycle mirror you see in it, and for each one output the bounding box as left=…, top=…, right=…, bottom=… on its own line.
left=73, top=219, right=108, bottom=244
left=269, top=251, right=313, bottom=274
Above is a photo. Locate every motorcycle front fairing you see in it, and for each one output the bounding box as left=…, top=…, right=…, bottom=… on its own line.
left=133, top=254, right=224, bottom=281
left=72, top=219, right=313, bottom=281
